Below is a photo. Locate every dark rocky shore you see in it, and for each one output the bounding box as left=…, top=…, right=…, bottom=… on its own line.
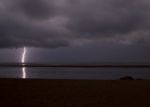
left=0, top=78, right=150, bottom=107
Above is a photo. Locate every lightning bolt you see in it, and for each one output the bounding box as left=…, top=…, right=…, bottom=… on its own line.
left=22, top=47, right=26, bottom=63
left=22, top=47, right=27, bottom=79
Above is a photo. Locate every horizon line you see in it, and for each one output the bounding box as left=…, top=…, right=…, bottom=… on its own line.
left=0, top=63, right=150, bottom=68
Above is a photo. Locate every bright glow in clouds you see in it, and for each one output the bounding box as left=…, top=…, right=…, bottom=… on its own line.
left=21, top=47, right=27, bottom=79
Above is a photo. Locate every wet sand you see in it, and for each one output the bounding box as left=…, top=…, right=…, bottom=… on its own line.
left=0, top=79, right=150, bottom=107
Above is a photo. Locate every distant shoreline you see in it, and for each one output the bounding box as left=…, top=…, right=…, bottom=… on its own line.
left=0, top=63, right=150, bottom=68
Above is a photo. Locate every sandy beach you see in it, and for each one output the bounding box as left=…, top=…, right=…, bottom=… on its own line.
left=0, top=79, right=150, bottom=107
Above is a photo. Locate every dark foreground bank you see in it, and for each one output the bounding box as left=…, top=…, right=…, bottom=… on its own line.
left=0, top=79, right=150, bottom=107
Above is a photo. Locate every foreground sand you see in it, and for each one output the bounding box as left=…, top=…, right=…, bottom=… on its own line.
left=0, top=79, right=150, bottom=107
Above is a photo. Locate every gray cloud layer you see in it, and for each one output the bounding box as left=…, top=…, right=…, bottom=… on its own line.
left=0, top=0, right=150, bottom=48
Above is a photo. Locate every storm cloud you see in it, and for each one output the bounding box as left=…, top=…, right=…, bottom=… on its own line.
left=0, top=0, right=150, bottom=48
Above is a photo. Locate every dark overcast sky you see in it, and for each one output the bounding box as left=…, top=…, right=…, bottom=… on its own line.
left=0, top=0, right=150, bottom=63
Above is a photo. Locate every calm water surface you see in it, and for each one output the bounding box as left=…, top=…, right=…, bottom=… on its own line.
left=0, top=67, right=150, bottom=80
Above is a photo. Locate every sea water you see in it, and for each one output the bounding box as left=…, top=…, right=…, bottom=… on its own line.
left=0, top=67, right=150, bottom=80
